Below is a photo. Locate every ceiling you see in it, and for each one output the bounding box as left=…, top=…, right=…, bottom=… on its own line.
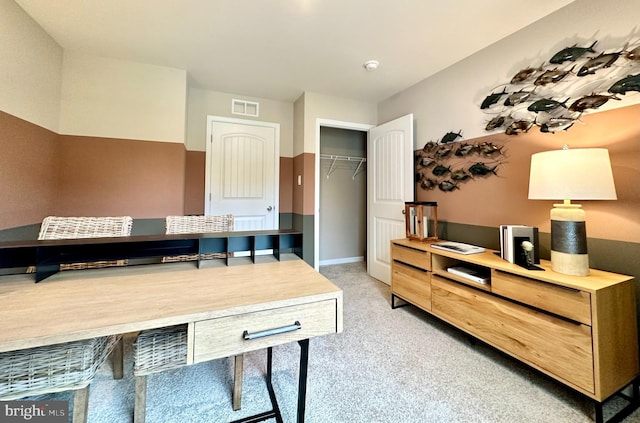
left=15, top=0, right=575, bottom=103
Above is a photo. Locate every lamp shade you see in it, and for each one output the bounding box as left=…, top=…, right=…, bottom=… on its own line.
left=528, top=148, right=617, bottom=201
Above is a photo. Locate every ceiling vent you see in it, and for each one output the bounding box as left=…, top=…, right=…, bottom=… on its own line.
left=232, top=99, right=259, bottom=117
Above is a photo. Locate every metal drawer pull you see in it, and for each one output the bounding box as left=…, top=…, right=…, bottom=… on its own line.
left=243, top=321, right=301, bottom=340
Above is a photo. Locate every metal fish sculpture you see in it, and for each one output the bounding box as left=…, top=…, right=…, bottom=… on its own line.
left=477, top=142, right=504, bottom=157
left=420, top=177, right=437, bottom=190
left=539, top=116, right=576, bottom=133
left=422, top=141, right=438, bottom=152
left=505, top=120, right=533, bottom=136
left=549, top=41, right=598, bottom=64
left=609, top=73, right=640, bottom=95
left=480, top=87, right=507, bottom=109
left=438, top=180, right=459, bottom=192
left=485, top=115, right=506, bottom=131
left=432, top=165, right=451, bottom=176
left=577, top=52, right=621, bottom=76
left=527, top=98, right=568, bottom=113
left=504, top=89, right=535, bottom=106
left=450, top=169, right=471, bottom=181
left=510, top=64, right=544, bottom=84
left=569, top=93, right=620, bottom=112
left=440, top=130, right=463, bottom=143
left=434, top=145, right=453, bottom=159
left=624, top=45, right=640, bottom=61
left=420, top=156, right=437, bottom=167
left=454, top=143, right=476, bottom=157
left=469, top=162, right=498, bottom=176
left=534, top=66, right=573, bottom=86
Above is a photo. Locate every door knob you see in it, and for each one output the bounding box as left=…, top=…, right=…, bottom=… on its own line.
left=267, top=206, right=273, bottom=211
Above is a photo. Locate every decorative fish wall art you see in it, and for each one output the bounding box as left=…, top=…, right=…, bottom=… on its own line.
left=480, top=37, right=640, bottom=135
left=416, top=130, right=504, bottom=193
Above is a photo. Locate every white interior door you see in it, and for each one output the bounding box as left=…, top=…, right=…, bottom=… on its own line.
left=205, top=117, right=279, bottom=231
left=367, top=114, right=414, bottom=284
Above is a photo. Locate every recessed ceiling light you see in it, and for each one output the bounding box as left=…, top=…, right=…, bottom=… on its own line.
left=363, top=60, right=379, bottom=71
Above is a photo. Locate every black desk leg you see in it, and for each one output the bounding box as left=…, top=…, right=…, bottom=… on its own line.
left=266, top=347, right=283, bottom=423
left=297, top=339, right=310, bottom=423
left=230, top=339, right=310, bottom=423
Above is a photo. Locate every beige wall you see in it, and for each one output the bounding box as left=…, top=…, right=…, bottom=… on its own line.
left=186, top=88, right=294, bottom=156
left=60, top=51, right=187, bottom=142
left=60, top=50, right=187, bottom=143
left=0, top=0, right=62, bottom=132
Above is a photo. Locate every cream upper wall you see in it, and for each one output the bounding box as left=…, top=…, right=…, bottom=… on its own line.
left=298, top=92, right=377, bottom=156
left=59, top=51, right=187, bottom=143
left=0, top=0, right=62, bottom=132
left=378, top=0, right=640, bottom=145
left=187, top=88, right=294, bottom=156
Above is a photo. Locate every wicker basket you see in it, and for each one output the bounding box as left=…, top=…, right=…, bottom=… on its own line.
left=30, top=216, right=133, bottom=272
left=133, top=325, right=188, bottom=376
left=0, top=336, right=119, bottom=400
left=162, top=215, right=233, bottom=263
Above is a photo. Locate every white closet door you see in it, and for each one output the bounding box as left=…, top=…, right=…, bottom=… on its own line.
left=367, top=114, right=414, bottom=284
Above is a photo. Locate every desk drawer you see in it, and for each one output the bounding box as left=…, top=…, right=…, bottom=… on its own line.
left=491, top=270, right=591, bottom=325
left=192, top=299, right=337, bottom=363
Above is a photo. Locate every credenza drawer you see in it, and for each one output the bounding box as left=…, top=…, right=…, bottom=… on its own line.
left=391, top=243, right=430, bottom=271
left=392, top=261, right=431, bottom=311
left=431, top=276, right=594, bottom=393
left=491, top=270, right=591, bottom=325
left=192, top=299, right=337, bottom=363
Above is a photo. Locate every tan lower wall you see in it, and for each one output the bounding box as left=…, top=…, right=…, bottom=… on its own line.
left=0, top=111, right=59, bottom=230
left=280, top=157, right=293, bottom=213
left=184, top=151, right=205, bottom=215
left=293, top=153, right=316, bottom=216
left=56, top=135, right=186, bottom=218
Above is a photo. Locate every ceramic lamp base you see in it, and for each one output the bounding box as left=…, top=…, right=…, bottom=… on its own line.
left=550, top=203, right=589, bottom=277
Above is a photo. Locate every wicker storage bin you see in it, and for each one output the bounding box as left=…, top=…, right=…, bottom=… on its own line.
left=34, top=216, right=133, bottom=271
left=0, top=336, right=119, bottom=400
left=134, top=325, right=188, bottom=376
left=162, top=215, right=233, bottom=263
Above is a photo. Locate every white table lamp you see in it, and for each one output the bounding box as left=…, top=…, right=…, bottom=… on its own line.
left=528, top=146, right=617, bottom=276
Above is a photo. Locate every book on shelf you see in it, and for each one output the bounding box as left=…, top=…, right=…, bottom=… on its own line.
left=499, top=225, right=539, bottom=264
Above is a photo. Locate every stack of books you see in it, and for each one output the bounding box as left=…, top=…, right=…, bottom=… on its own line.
left=499, top=225, right=539, bottom=264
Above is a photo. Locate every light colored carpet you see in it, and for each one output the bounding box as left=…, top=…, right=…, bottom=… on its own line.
left=32, top=262, right=640, bottom=422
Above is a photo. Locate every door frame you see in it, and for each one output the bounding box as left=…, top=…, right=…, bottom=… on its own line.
left=314, top=118, right=374, bottom=270
left=205, top=115, right=280, bottom=224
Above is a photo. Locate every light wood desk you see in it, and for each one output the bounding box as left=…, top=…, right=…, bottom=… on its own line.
left=0, top=258, right=343, bottom=422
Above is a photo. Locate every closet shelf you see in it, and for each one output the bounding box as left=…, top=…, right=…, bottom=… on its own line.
left=320, top=154, right=366, bottom=180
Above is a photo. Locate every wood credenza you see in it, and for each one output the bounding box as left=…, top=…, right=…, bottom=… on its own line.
left=391, top=238, right=639, bottom=421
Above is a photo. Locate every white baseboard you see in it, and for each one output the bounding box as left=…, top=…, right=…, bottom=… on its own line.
left=319, top=256, right=364, bottom=266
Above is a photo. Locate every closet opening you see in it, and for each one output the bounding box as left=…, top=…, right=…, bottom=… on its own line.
left=318, top=126, right=367, bottom=266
